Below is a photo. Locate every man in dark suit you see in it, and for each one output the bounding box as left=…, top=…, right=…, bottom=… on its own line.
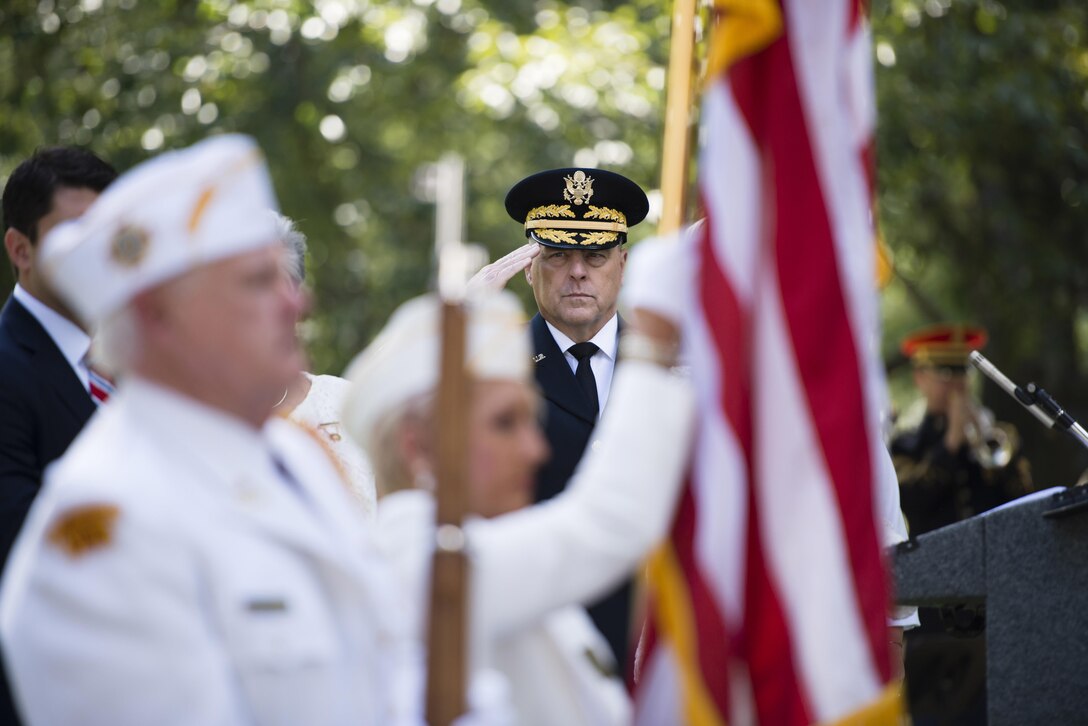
left=500, top=167, right=649, bottom=669
left=0, top=147, right=117, bottom=568
left=0, top=147, right=116, bottom=726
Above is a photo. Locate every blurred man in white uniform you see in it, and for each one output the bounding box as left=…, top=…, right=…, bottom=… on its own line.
left=0, top=136, right=420, bottom=726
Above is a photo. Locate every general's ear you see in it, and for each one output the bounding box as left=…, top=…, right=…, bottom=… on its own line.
left=524, top=265, right=533, bottom=286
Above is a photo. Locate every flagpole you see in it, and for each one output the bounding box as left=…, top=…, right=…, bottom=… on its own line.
left=658, top=0, right=698, bottom=236
left=426, top=154, right=471, bottom=726
left=632, top=0, right=699, bottom=687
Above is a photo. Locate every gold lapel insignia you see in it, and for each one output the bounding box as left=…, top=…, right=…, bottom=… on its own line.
left=110, top=225, right=150, bottom=268
left=563, top=170, right=594, bottom=206
left=318, top=422, right=343, bottom=442
left=283, top=419, right=352, bottom=494
left=48, top=504, right=120, bottom=557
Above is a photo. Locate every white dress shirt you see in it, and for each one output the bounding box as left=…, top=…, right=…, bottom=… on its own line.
left=545, top=313, right=619, bottom=416
left=13, top=283, right=91, bottom=391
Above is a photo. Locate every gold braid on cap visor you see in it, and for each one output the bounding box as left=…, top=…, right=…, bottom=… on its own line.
left=910, top=345, right=974, bottom=366
left=525, top=204, right=627, bottom=246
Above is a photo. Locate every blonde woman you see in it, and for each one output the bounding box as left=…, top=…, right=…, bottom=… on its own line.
left=342, top=289, right=694, bottom=726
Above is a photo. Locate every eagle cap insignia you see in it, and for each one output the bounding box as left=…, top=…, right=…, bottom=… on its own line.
left=110, top=225, right=150, bottom=268
left=563, top=170, right=594, bottom=206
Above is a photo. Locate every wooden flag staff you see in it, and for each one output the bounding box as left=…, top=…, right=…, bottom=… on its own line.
left=633, top=0, right=700, bottom=687
left=426, top=154, right=471, bottom=726
left=657, top=0, right=699, bottom=236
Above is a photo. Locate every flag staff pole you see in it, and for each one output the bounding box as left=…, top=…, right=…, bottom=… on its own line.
left=658, top=0, right=699, bottom=236
left=632, top=0, right=700, bottom=686
left=426, top=153, right=471, bottom=726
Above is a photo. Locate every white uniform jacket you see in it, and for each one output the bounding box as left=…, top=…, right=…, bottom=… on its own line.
left=0, top=378, right=422, bottom=726
left=376, top=360, right=696, bottom=726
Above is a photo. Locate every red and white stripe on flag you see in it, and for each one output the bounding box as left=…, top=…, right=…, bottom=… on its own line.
left=634, top=0, right=900, bottom=723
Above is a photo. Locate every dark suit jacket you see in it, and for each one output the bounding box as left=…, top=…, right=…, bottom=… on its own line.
left=0, top=296, right=94, bottom=568
left=529, top=312, right=633, bottom=668
left=0, top=294, right=95, bottom=726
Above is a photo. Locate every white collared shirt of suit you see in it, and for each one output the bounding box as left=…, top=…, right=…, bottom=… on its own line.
left=13, top=283, right=92, bottom=391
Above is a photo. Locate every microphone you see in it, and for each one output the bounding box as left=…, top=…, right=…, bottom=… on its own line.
left=969, top=351, right=1088, bottom=452
left=968, top=352, right=1054, bottom=428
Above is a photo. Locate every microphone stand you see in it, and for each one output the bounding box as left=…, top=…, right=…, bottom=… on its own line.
left=969, top=351, right=1088, bottom=453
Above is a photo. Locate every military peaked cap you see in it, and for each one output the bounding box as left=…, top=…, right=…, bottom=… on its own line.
left=505, top=167, right=649, bottom=250
left=901, top=323, right=988, bottom=369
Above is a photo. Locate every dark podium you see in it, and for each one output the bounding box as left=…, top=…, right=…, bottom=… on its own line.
left=892, top=485, right=1088, bottom=725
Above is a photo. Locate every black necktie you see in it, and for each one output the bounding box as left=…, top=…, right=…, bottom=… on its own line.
left=568, top=342, right=600, bottom=416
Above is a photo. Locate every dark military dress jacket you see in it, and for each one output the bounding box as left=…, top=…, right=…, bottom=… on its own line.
left=891, top=412, right=1032, bottom=536
left=891, top=412, right=1032, bottom=724
left=529, top=312, right=633, bottom=669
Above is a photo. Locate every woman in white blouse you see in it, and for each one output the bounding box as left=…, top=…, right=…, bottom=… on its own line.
left=271, top=213, right=376, bottom=518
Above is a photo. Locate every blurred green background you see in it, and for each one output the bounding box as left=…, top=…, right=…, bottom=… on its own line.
left=2, top=0, right=1086, bottom=486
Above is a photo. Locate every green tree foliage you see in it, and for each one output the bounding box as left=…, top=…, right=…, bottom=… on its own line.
left=0, top=0, right=670, bottom=372
left=873, top=0, right=1088, bottom=485
left=4, top=0, right=1086, bottom=484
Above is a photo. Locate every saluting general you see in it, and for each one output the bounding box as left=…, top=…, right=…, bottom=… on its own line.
left=0, top=136, right=421, bottom=726
left=501, top=167, right=649, bottom=667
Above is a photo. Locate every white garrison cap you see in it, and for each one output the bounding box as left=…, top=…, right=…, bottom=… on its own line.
left=342, top=291, right=531, bottom=451
left=40, top=134, right=279, bottom=326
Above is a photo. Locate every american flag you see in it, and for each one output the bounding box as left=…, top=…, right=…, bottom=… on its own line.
left=633, top=0, right=900, bottom=723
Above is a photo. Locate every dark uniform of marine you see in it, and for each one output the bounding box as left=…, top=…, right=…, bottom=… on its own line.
left=892, top=412, right=1032, bottom=535
left=891, top=324, right=1032, bottom=726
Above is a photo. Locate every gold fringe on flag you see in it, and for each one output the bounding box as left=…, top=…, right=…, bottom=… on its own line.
left=707, top=0, right=784, bottom=79
left=821, top=682, right=905, bottom=726
left=646, top=545, right=728, bottom=726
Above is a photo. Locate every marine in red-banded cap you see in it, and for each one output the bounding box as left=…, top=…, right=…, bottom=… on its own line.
left=900, top=323, right=988, bottom=372
left=891, top=322, right=1032, bottom=719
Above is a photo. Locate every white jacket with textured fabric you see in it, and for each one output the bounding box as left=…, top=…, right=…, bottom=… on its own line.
left=0, top=377, right=422, bottom=726
left=376, top=360, right=696, bottom=726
